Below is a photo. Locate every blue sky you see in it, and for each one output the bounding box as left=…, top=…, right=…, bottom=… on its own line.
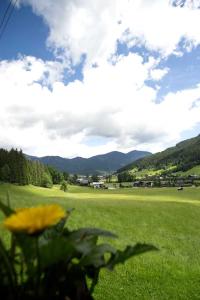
left=0, top=0, right=200, bottom=157
left=0, top=2, right=51, bottom=60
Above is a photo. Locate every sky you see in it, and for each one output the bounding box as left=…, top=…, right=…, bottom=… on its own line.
left=0, top=0, right=200, bottom=158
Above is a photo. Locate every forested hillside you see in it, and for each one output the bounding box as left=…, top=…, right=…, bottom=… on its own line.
left=0, top=148, right=64, bottom=187
left=118, top=134, right=200, bottom=174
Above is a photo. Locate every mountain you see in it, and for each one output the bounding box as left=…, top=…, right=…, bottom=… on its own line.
left=118, top=134, right=200, bottom=174
left=26, top=150, right=151, bottom=175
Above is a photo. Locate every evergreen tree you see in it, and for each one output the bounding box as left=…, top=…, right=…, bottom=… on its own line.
left=0, top=148, right=53, bottom=188
left=18, top=150, right=29, bottom=185
left=0, top=164, right=10, bottom=182
left=9, top=148, right=20, bottom=183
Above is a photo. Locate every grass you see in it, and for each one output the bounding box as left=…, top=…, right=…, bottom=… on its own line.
left=177, top=165, right=200, bottom=176
left=130, top=165, right=178, bottom=179
left=0, top=183, right=200, bottom=299
left=130, top=167, right=164, bottom=178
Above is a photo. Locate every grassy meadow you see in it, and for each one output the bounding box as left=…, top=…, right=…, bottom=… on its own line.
left=0, top=183, right=200, bottom=299
left=177, top=165, right=200, bottom=176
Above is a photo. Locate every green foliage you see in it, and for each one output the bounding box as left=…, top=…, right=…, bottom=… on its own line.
left=0, top=148, right=54, bottom=188
left=176, top=165, right=200, bottom=176
left=41, top=172, right=53, bottom=188
left=118, top=134, right=200, bottom=175
left=0, top=164, right=10, bottom=182
left=47, top=166, right=64, bottom=184
left=63, top=171, right=69, bottom=181
left=105, top=174, right=112, bottom=183
left=68, top=174, right=78, bottom=184
left=60, top=180, right=68, bottom=192
left=91, top=174, right=99, bottom=182
left=117, top=171, right=135, bottom=183
left=0, top=197, right=156, bottom=300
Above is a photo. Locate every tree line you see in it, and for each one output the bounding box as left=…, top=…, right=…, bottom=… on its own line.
left=0, top=148, right=69, bottom=187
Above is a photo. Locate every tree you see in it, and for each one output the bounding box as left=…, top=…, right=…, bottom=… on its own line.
left=0, top=164, right=10, bottom=182
left=0, top=147, right=54, bottom=188
left=41, top=172, right=53, bottom=188
left=105, top=174, right=112, bottom=183
left=18, top=150, right=29, bottom=185
left=91, top=174, right=99, bottom=182
left=48, top=166, right=64, bottom=184
left=60, top=180, right=68, bottom=192
left=117, top=172, right=135, bottom=183
left=63, top=171, right=69, bottom=181
left=68, top=174, right=78, bottom=184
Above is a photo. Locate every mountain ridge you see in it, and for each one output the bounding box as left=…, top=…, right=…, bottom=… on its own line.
left=26, top=150, right=151, bottom=175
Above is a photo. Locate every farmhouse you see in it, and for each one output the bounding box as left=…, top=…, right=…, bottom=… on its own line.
left=90, top=182, right=104, bottom=188
left=133, top=181, right=154, bottom=187
left=77, top=178, right=89, bottom=186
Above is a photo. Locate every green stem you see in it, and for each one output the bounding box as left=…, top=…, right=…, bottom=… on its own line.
left=90, top=269, right=100, bottom=295
left=35, top=237, right=41, bottom=297
left=0, top=239, right=17, bottom=299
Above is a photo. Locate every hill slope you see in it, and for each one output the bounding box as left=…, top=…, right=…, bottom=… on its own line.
left=27, top=150, right=151, bottom=175
left=118, top=134, right=200, bottom=174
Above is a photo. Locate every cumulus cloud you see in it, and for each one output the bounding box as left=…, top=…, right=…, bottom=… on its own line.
left=1, top=1, right=200, bottom=157
left=0, top=54, right=200, bottom=157
left=0, top=56, right=65, bottom=86
left=120, top=0, right=200, bottom=57
left=19, top=0, right=200, bottom=65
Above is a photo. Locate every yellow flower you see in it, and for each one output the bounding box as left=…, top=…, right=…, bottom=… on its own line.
left=4, top=204, right=66, bottom=234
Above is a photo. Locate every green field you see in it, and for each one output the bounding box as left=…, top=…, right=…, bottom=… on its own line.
left=177, top=165, right=200, bottom=177
left=0, top=184, right=200, bottom=299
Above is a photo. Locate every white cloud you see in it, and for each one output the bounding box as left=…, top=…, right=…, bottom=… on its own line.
left=121, top=0, right=200, bottom=57
left=20, top=0, right=125, bottom=66
left=1, top=1, right=200, bottom=157
left=150, top=68, right=169, bottom=81
left=0, top=56, right=65, bottom=86
left=19, top=0, right=200, bottom=65
left=0, top=54, right=200, bottom=157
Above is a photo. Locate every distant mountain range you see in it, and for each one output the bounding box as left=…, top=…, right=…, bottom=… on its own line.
left=118, top=134, right=200, bottom=174
left=26, top=150, right=151, bottom=175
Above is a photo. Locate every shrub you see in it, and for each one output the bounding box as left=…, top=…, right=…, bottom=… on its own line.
left=60, top=180, right=68, bottom=192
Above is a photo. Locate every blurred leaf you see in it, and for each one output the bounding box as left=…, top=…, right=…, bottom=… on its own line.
left=0, top=239, right=16, bottom=291
left=6, top=192, right=11, bottom=208
left=66, top=227, right=117, bottom=241
left=15, top=233, right=36, bottom=259
left=40, top=209, right=73, bottom=244
left=40, top=218, right=67, bottom=244
left=67, top=207, right=74, bottom=214
left=107, top=243, right=158, bottom=270
left=74, top=236, right=98, bottom=255
left=0, top=198, right=14, bottom=216
left=13, top=233, right=38, bottom=277
left=39, top=237, right=75, bottom=269
left=80, top=244, right=116, bottom=268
